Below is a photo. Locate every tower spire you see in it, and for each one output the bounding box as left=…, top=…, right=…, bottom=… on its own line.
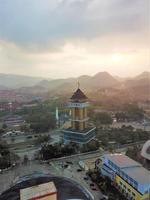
left=77, top=81, right=80, bottom=89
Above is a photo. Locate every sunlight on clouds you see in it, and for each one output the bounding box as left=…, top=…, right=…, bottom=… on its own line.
left=0, top=39, right=149, bottom=78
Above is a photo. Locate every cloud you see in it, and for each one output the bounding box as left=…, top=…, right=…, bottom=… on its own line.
left=0, top=0, right=148, bottom=51
left=0, top=0, right=149, bottom=78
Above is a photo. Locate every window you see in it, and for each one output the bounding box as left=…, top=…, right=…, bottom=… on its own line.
left=132, top=192, right=135, bottom=196
left=108, top=160, right=111, bottom=166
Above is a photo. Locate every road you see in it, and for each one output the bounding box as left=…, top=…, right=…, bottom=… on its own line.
left=0, top=151, right=104, bottom=200
left=0, top=129, right=62, bottom=160
left=51, top=159, right=103, bottom=200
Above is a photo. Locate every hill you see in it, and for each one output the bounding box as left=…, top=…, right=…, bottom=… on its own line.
left=0, top=73, right=49, bottom=89
left=37, top=71, right=119, bottom=94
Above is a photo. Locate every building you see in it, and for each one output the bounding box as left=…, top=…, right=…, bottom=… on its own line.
left=62, top=87, right=96, bottom=144
left=3, top=115, right=25, bottom=127
left=20, top=182, right=57, bottom=200
left=98, top=154, right=150, bottom=200
left=79, top=157, right=99, bottom=171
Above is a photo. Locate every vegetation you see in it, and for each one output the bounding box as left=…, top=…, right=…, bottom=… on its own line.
left=96, top=125, right=150, bottom=147
left=87, top=170, right=127, bottom=200
left=92, top=112, right=113, bottom=126
left=80, top=140, right=100, bottom=153
left=39, top=143, right=76, bottom=160
left=39, top=140, right=100, bottom=160
left=0, top=142, right=19, bottom=169
left=28, top=113, right=56, bottom=133
left=126, top=146, right=140, bottom=161
left=115, top=104, right=144, bottom=122
left=35, top=135, right=51, bottom=145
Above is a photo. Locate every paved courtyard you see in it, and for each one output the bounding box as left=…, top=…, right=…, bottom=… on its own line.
left=0, top=158, right=103, bottom=200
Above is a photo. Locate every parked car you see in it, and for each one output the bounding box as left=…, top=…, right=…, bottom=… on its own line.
left=77, top=169, right=82, bottom=172
left=90, top=183, right=95, bottom=187
left=66, top=161, right=73, bottom=165
left=83, top=176, right=89, bottom=180
left=91, top=187, right=97, bottom=191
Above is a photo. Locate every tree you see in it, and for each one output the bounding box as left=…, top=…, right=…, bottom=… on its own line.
left=93, top=112, right=113, bottom=126
left=20, top=124, right=30, bottom=133
left=124, top=104, right=144, bottom=121
left=81, top=140, right=100, bottom=153
left=126, top=146, right=140, bottom=161
left=35, top=135, right=50, bottom=145
left=29, top=113, right=56, bottom=133
left=23, top=155, right=29, bottom=164
left=2, top=123, right=7, bottom=129
left=0, top=129, right=4, bottom=135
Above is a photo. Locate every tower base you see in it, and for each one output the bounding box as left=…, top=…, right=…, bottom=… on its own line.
left=62, top=127, right=96, bottom=144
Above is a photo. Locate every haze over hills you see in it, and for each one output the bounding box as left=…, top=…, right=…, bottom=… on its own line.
left=0, top=72, right=149, bottom=97
left=35, top=71, right=119, bottom=93
left=0, top=73, right=50, bottom=89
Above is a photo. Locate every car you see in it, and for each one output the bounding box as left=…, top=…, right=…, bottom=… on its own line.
left=77, top=169, right=82, bottom=172
left=64, top=164, right=69, bottom=168
left=83, top=176, right=89, bottom=180
left=66, top=161, right=73, bottom=165
left=91, top=187, right=97, bottom=191
left=90, top=183, right=95, bottom=187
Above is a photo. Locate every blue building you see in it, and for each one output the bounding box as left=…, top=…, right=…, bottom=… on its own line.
left=98, top=154, right=150, bottom=200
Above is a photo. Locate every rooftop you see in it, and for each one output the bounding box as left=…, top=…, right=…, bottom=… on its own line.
left=20, top=182, right=56, bottom=200
left=123, top=166, right=150, bottom=185
left=105, top=154, right=150, bottom=185
left=71, top=88, right=87, bottom=101
left=105, top=154, right=142, bottom=169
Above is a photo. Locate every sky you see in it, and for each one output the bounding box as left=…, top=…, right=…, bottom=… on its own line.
left=0, top=0, right=149, bottom=78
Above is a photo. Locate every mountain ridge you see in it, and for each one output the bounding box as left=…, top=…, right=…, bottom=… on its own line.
left=0, top=71, right=149, bottom=94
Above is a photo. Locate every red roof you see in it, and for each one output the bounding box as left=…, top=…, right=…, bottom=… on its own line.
left=71, top=88, right=87, bottom=100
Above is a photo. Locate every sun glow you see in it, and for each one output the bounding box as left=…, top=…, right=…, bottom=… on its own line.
left=111, top=53, right=123, bottom=63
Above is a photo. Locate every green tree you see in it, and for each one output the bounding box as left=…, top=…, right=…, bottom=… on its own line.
left=35, top=135, right=50, bottom=145
left=93, top=112, right=113, bottom=126
left=2, top=123, right=7, bottom=129
left=29, top=113, right=56, bottom=133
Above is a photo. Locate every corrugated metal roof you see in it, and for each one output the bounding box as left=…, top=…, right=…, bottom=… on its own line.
left=105, top=154, right=141, bottom=168
left=123, top=166, right=150, bottom=185
left=105, top=154, right=150, bottom=185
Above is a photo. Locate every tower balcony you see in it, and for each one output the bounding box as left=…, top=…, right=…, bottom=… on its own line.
left=68, top=102, right=89, bottom=108
left=69, top=117, right=89, bottom=122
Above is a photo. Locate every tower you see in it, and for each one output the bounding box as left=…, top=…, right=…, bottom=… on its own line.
left=70, top=88, right=88, bottom=131
left=56, top=107, right=59, bottom=126
left=62, top=86, right=96, bottom=144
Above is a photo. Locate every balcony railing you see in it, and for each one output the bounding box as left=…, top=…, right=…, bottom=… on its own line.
left=69, top=117, right=89, bottom=122
left=68, top=102, right=89, bottom=108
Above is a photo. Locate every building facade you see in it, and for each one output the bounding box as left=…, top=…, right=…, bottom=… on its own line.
left=62, top=87, right=96, bottom=144
left=98, top=154, right=150, bottom=200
